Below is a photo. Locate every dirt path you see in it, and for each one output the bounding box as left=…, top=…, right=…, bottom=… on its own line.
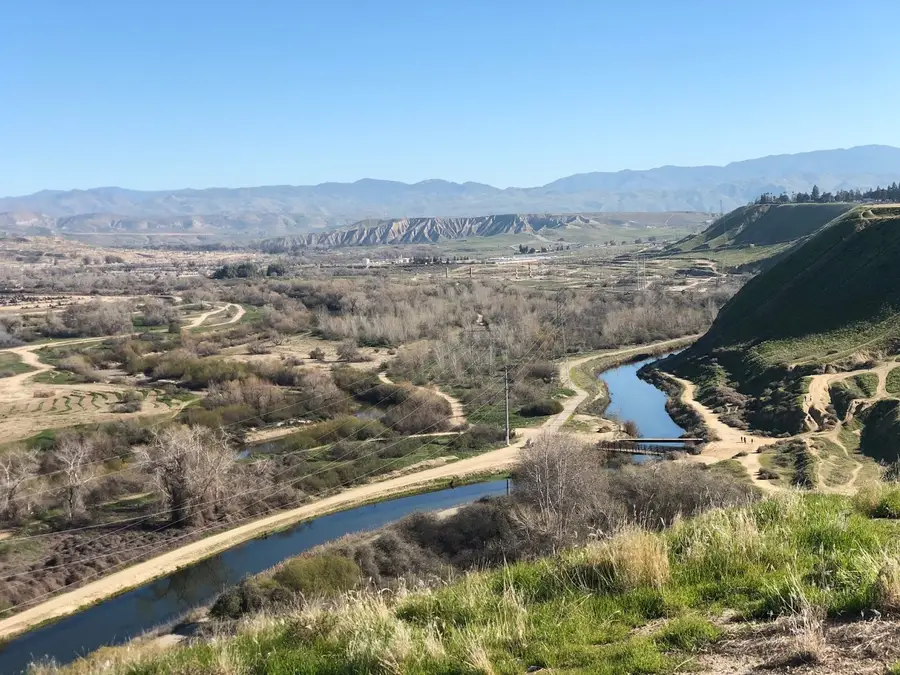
left=184, top=302, right=243, bottom=329
left=0, top=337, right=692, bottom=640
left=664, top=366, right=894, bottom=495
left=804, top=363, right=896, bottom=425
left=378, top=371, right=467, bottom=427
left=662, top=374, right=775, bottom=492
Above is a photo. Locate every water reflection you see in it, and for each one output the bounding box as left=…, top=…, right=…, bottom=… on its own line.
left=600, top=355, right=686, bottom=440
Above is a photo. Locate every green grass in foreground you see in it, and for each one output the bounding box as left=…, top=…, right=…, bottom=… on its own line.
left=49, top=491, right=900, bottom=675
left=0, top=352, right=34, bottom=378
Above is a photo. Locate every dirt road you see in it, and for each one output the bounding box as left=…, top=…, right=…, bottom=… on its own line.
left=0, top=337, right=690, bottom=640
left=184, top=303, right=244, bottom=329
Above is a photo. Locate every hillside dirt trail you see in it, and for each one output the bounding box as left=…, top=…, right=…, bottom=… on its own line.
left=0, top=337, right=690, bottom=641
left=804, top=363, right=896, bottom=426
left=661, top=374, right=775, bottom=493
left=669, top=358, right=900, bottom=494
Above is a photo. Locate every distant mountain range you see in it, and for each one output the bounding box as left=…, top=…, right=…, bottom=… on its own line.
left=2, top=145, right=899, bottom=242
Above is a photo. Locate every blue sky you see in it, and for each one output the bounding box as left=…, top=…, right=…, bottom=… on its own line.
left=3, top=0, right=900, bottom=196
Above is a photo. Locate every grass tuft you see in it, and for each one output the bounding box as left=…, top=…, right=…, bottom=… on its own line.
left=570, top=527, right=670, bottom=592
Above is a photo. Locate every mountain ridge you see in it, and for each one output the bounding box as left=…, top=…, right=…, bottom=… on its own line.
left=3, top=146, right=900, bottom=229
left=256, top=212, right=707, bottom=250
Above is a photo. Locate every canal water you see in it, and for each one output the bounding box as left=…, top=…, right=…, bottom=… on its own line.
left=600, top=355, right=686, bottom=439
left=0, top=480, right=507, bottom=674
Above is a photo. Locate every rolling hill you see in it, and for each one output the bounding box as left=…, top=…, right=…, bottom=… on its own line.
left=2, top=146, right=900, bottom=235
left=672, top=203, right=854, bottom=252
left=658, top=204, right=900, bottom=434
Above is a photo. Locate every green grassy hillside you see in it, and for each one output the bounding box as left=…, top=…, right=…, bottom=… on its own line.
left=662, top=205, right=900, bottom=433
left=673, top=202, right=853, bottom=255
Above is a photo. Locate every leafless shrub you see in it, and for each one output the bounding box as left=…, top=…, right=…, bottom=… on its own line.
left=382, top=389, right=451, bottom=435
left=46, top=299, right=134, bottom=337
left=247, top=341, right=272, bottom=355
left=295, top=369, right=351, bottom=417
left=0, top=328, right=22, bottom=348
left=0, top=447, right=37, bottom=522
left=336, top=339, right=367, bottom=363
left=207, top=376, right=285, bottom=417
left=57, top=354, right=100, bottom=382
left=512, top=432, right=609, bottom=547
left=139, top=297, right=179, bottom=326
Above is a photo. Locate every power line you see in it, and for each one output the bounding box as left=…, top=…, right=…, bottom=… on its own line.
left=0, top=334, right=554, bottom=599
left=3, top=325, right=500, bottom=539
left=0, top=332, right=554, bottom=582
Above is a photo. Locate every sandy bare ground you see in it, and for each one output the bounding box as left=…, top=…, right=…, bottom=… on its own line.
left=0, top=337, right=690, bottom=640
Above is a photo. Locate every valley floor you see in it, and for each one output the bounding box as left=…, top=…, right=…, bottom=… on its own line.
left=0, top=337, right=690, bottom=640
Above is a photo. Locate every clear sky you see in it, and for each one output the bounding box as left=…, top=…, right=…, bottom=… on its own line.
left=3, top=0, right=900, bottom=196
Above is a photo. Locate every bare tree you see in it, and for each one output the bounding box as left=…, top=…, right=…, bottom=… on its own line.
left=336, top=339, right=364, bottom=362
left=138, top=425, right=235, bottom=526
left=0, top=447, right=37, bottom=522
left=513, top=432, right=608, bottom=547
left=52, top=437, right=96, bottom=523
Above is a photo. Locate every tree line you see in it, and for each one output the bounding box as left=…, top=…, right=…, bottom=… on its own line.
left=754, top=182, right=900, bottom=205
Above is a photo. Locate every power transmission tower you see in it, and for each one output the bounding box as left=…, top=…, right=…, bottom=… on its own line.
left=555, top=290, right=568, bottom=356
left=504, top=364, right=511, bottom=446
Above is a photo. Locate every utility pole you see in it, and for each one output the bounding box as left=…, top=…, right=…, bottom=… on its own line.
left=504, top=364, right=511, bottom=446
left=555, top=290, right=567, bottom=357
